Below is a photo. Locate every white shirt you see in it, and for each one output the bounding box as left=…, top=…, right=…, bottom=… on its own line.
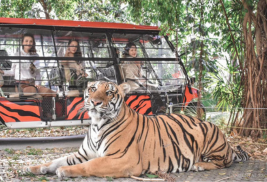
left=4, top=48, right=40, bottom=83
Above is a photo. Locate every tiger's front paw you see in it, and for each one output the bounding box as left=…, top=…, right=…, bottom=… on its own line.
left=56, top=166, right=70, bottom=178
left=192, top=164, right=205, bottom=172
left=24, top=165, right=48, bottom=174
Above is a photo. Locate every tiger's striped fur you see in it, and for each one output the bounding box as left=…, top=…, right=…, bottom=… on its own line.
left=25, top=81, right=249, bottom=178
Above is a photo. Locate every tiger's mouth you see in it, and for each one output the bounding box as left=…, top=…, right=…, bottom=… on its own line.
left=88, top=101, right=107, bottom=113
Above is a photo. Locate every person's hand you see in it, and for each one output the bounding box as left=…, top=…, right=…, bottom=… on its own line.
left=65, top=48, right=74, bottom=57
left=65, top=49, right=70, bottom=57
left=0, top=69, right=4, bottom=75
left=29, top=63, right=36, bottom=74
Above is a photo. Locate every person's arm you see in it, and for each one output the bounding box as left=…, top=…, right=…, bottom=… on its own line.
left=122, top=64, right=145, bottom=84
left=61, top=50, right=71, bottom=67
left=80, top=61, right=88, bottom=77
left=33, top=60, right=41, bottom=85
left=122, top=64, right=139, bottom=80
left=60, top=51, right=72, bottom=82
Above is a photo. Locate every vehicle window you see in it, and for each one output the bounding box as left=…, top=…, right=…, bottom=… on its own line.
left=149, top=61, right=186, bottom=87
left=112, top=33, right=181, bottom=91
left=54, top=31, right=110, bottom=58
left=142, top=36, right=175, bottom=58
left=0, top=27, right=55, bottom=57
left=112, top=34, right=174, bottom=58
left=0, top=27, right=59, bottom=94
left=112, top=33, right=144, bottom=58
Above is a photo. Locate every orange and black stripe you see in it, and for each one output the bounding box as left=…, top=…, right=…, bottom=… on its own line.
left=0, top=100, right=40, bottom=122
left=67, top=97, right=89, bottom=120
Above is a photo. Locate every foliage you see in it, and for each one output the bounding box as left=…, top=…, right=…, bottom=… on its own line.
left=38, top=176, right=48, bottom=181
left=106, top=176, right=114, bottom=181
left=4, top=148, right=15, bottom=154
left=12, top=155, right=19, bottom=160
left=0, top=0, right=75, bottom=19
left=207, top=63, right=242, bottom=112
left=27, top=148, right=43, bottom=155
left=0, top=0, right=130, bottom=22
left=145, top=173, right=158, bottom=178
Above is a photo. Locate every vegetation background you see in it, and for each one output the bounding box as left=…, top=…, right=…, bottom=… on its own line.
left=0, top=0, right=266, bottom=139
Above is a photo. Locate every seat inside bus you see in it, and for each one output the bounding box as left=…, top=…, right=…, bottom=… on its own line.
left=0, top=50, right=15, bottom=96
left=0, top=50, right=43, bottom=98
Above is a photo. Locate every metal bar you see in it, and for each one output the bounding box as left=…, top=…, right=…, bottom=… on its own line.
left=51, top=29, right=64, bottom=94
left=41, top=35, right=51, bottom=88
left=106, top=32, right=122, bottom=84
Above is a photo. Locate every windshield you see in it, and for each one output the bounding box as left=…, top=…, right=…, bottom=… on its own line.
left=143, top=36, right=175, bottom=58
left=147, top=61, right=186, bottom=88
left=111, top=33, right=184, bottom=92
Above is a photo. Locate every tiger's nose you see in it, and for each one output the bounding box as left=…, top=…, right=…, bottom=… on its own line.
left=91, top=99, right=102, bottom=106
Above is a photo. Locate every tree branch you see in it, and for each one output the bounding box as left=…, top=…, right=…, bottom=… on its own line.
left=219, top=0, right=243, bottom=72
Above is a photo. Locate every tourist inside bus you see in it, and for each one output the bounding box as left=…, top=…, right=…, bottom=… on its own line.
left=61, top=39, right=88, bottom=92
left=121, top=42, right=166, bottom=114
left=0, top=33, right=56, bottom=97
left=121, top=42, right=145, bottom=90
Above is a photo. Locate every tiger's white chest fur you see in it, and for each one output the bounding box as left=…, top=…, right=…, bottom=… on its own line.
left=89, top=110, right=110, bottom=129
left=90, top=123, right=109, bottom=157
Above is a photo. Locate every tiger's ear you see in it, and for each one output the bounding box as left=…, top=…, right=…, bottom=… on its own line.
left=119, top=82, right=131, bottom=96
left=87, top=81, right=95, bottom=88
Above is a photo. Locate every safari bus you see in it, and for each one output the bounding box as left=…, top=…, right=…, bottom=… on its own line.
left=0, top=17, right=205, bottom=129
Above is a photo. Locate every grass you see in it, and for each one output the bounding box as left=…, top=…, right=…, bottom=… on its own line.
left=12, top=154, right=19, bottom=160
left=4, top=148, right=15, bottom=154
left=145, top=174, right=159, bottom=178
left=27, top=148, right=43, bottom=155
left=106, top=176, right=114, bottom=181
left=38, top=176, right=48, bottom=181
left=19, top=171, right=36, bottom=177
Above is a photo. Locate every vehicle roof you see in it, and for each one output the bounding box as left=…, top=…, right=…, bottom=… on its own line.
left=0, top=17, right=160, bottom=31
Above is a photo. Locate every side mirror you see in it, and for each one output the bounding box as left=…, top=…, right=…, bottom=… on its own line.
left=190, top=77, right=195, bottom=85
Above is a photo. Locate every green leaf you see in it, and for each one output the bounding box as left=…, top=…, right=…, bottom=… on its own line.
left=145, top=174, right=158, bottom=178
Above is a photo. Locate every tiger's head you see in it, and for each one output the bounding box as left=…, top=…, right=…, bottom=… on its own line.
left=84, top=81, right=131, bottom=126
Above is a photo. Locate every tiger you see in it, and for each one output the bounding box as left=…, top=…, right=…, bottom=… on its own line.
left=25, top=81, right=249, bottom=178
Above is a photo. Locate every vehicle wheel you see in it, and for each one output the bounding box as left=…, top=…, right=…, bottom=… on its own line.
left=174, top=102, right=206, bottom=120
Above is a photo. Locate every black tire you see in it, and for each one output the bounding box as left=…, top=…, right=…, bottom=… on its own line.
left=173, top=102, right=206, bottom=120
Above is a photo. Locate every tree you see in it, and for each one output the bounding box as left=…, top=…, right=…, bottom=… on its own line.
left=239, top=0, right=267, bottom=138
left=0, top=0, right=76, bottom=19
left=0, top=0, right=129, bottom=22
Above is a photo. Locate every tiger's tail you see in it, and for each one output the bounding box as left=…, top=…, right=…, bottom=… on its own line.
left=232, top=145, right=250, bottom=162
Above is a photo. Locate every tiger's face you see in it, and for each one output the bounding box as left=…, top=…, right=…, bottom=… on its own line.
left=84, top=81, right=130, bottom=125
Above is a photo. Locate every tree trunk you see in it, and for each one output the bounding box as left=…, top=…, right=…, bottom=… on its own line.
left=240, top=0, right=267, bottom=138
left=39, top=0, right=51, bottom=19
left=197, top=0, right=204, bottom=118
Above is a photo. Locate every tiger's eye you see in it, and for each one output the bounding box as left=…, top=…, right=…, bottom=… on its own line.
left=106, top=91, right=112, bottom=96
left=91, top=87, right=96, bottom=92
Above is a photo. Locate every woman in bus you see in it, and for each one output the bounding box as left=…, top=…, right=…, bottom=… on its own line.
left=121, top=42, right=166, bottom=114
left=61, top=39, right=87, bottom=91
left=121, top=42, right=145, bottom=90
left=0, top=33, right=56, bottom=97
